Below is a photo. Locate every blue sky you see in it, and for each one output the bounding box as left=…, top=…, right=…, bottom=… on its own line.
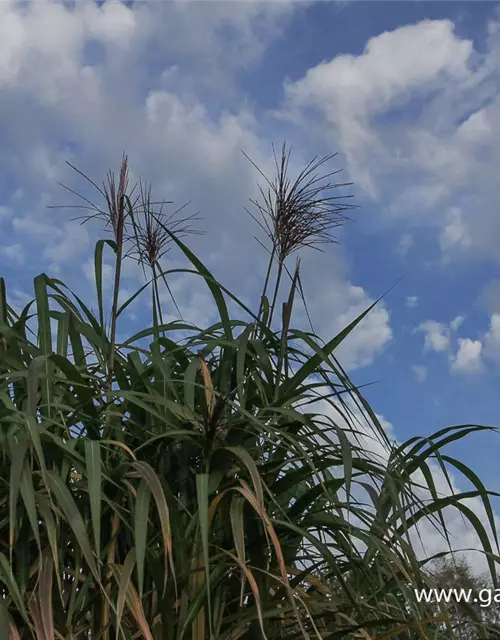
left=1, top=0, right=500, bottom=566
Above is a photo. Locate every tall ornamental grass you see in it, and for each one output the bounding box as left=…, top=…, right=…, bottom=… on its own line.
left=0, top=146, right=498, bottom=639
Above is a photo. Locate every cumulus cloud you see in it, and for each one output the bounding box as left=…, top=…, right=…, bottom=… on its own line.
left=0, top=0, right=294, bottom=95
left=440, top=208, right=471, bottom=256
left=418, top=320, right=450, bottom=352
left=298, top=251, right=392, bottom=370
left=406, top=295, right=418, bottom=309
left=334, top=294, right=391, bottom=368
left=11, top=214, right=91, bottom=265
left=450, top=315, right=465, bottom=331
left=450, top=338, right=483, bottom=373
left=415, top=312, right=500, bottom=374
left=282, top=20, right=473, bottom=191
left=280, top=15, right=500, bottom=263
left=483, top=313, right=500, bottom=362
left=284, top=19, right=472, bottom=120
left=83, top=257, right=114, bottom=291
left=415, top=315, right=488, bottom=375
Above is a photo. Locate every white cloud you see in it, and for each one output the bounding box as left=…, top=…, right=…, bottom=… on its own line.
left=302, top=262, right=392, bottom=370
left=281, top=16, right=500, bottom=263
left=137, top=0, right=295, bottom=89
left=450, top=315, right=464, bottom=331
left=415, top=311, right=500, bottom=374
left=416, top=314, right=487, bottom=375
left=450, top=338, right=483, bottom=373
left=0, top=0, right=296, bottom=112
left=282, top=20, right=473, bottom=193
left=11, top=214, right=91, bottom=265
left=440, top=208, right=471, bottom=254
left=45, top=222, right=91, bottom=264
left=283, top=19, right=472, bottom=122
left=83, top=257, right=114, bottom=290
left=83, top=0, right=137, bottom=46
left=152, top=266, right=220, bottom=329
left=406, top=295, right=418, bottom=309
left=0, top=1, right=86, bottom=96
left=483, top=313, right=500, bottom=362
left=412, top=364, right=427, bottom=382
left=336, top=300, right=392, bottom=369
left=418, top=320, right=450, bottom=352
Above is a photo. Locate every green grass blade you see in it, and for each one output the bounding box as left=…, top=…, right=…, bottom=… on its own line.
left=196, top=473, right=212, bottom=635
left=0, top=598, right=10, bottom=639
left=34, top=274, right=52, bottom=355
left=117, top=280, right=151, bottom=318
left=19, top=460, right=41, bottom=551
left=277, top=300, right=378, bottom=404
left=85, top=439, right=102, bottom=571
left=115, top=548, right=137, bottom=640
left=8, top=440, right=28, bottom=556
left=94, top=239, right=117, bottom=330
left=45, top=471, right=100, bottom=582
left=132, top=461, right=175, bottom=594
left=134, top=479, right=151, bottom=598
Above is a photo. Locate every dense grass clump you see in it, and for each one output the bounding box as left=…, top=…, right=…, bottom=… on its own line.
left=0, top=146, right=498, bottom=639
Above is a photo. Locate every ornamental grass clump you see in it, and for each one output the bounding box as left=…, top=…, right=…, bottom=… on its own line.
left=0, top=144, right=498, bottom=640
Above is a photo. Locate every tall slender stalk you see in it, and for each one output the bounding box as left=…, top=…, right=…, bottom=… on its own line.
left=244, top=141, right=356, bottom=333
left=268, top=259, right=283, bottom=330
left=103, top=156, right=129, bottom=387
